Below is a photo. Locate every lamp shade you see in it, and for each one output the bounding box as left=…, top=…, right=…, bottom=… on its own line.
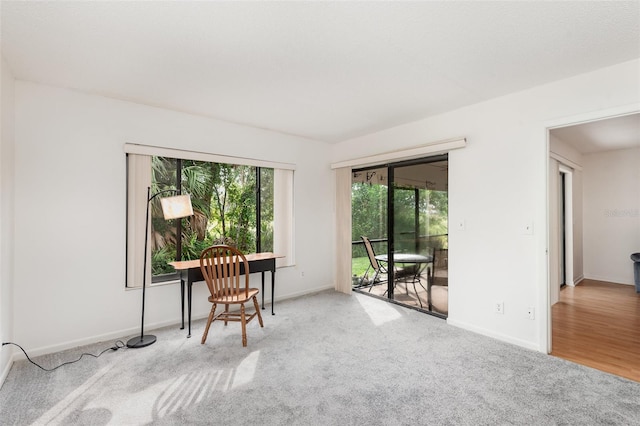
left=160, top=194, right=194, bottom=220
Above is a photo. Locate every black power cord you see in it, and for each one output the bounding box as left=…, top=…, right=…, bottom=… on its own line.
left=2, top=340, right=126, bottom=372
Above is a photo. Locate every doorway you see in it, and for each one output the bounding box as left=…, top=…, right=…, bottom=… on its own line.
left=547, top=111, right=640, bottom=375
left=558, top=166, right=574, bottom=289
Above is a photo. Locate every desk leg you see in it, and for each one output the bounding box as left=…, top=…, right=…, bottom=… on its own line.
left=180, top=278, right=185, bottom=330
left=187, top=280, right=192, bottom=338
left=271, top=270, right=275, bottom=315
left=261, top=271, right=265, bottom=310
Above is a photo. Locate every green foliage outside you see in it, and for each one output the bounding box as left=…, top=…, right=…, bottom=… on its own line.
left=150, top=157, right=274, bottom=276
left=351, top=179, right=448, bottom=284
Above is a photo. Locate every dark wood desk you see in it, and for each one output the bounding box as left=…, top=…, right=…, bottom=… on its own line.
left=169, top=252, right=282, bottom=338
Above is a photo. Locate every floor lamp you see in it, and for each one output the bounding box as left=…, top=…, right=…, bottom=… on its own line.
left=127, top=187, right=194, bottom=349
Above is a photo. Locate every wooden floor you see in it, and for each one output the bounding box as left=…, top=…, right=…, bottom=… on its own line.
left=551, top=279, right=640, bottom=382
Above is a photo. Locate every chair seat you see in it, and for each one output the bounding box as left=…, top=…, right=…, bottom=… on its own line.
left=208, top=287, right=260, bottom=304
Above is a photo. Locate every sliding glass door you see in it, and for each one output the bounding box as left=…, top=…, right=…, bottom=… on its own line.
left=352, top=155, right=448, bottom=317
left=390, top=157, right=448, bottom=315
left=351, top=167, right=388, bottom=289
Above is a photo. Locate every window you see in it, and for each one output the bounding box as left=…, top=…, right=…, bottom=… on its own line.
left=125, top=144, right=294, bottom=288
left=150, top=157, right=274, bottom=282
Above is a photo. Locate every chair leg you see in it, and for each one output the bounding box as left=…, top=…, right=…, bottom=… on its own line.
left=253, top=295, right=264, bottom=327
left=201, top=303, right=217, bottom=344
left=416, top=279, right=428, bottom=309
left=224, top=304, right=229, bottom=326
left=411, top=281, right=424, bottom=308
left=359, top=265, right=371, bottom=288
left=368, top=270, right=381, bottom=293
left=240, top=303, right=247, bottom=347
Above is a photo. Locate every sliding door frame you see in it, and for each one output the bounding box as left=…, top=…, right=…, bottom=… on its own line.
left=352, top=154, right=448, bottom=315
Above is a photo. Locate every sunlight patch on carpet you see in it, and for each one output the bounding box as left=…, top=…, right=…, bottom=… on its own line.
left=355, top=294, right=401, bottom=326
left=32, top=364, right=114, bottom=425
left=232, top=350, right=260, bottom=389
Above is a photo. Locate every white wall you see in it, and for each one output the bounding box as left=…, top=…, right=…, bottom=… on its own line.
left=1, top=55, right=16, bottom=382
left=331, top=59, right=640, bottom=351
left=583, top=147, right=640, bottom=285
left=7, top=59, right=640, bottom=359
left=12, top=82, right=334, bottom=354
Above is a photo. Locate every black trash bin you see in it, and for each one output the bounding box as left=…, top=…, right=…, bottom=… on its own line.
left=632, top=253, right=640, bottom=293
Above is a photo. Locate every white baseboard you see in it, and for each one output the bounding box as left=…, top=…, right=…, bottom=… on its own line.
left=10, top=312, right=194, bottom=360
left=12, top=284, right=337, bottom=360
left=584, top=274, right=633, bottom=286
left=276, top=284, right=335, bottom=301
left=446, top=318, right=541, bottom=353
left=0, top=353, right=13, bottom=389
left=573, top=275, right=584, bottom=285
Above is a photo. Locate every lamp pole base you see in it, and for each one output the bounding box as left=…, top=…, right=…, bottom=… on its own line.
left=126, top=334, right=157, bottom=348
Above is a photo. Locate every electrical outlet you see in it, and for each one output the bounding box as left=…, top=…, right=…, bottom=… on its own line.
left=527, top=307, right=535, bottom=320
left=495, top=301, right=504, bottom=314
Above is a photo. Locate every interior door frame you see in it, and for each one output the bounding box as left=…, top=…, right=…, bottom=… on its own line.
left=544, top=103, right=640, bottom=354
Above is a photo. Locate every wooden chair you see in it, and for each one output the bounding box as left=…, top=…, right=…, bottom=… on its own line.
left=199, top=245, right=264, bottom=347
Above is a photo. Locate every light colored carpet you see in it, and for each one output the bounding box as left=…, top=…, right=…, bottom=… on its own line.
left=1, top=290, right=638, bottom=425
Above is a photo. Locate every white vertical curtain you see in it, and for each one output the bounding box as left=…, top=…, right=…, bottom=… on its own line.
left=126, top=153, right=151, bottom=288
left=335, top=167, right=353, bottom=294
left=274, top=169, right=295, bottom=267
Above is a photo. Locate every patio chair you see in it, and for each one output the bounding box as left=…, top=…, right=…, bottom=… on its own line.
left=360, top=236, right=388, bottom=290
left=427, top=247, right=448, bottom=312
left=361, top=236, right=425, bottom=301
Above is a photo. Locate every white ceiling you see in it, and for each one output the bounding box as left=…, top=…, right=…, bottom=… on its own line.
left=1, top=1, right=639, bottom=144
left=551, top=113, right=640, bottom=154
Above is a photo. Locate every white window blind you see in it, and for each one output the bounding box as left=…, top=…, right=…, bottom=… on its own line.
left=124, top=143, right=296, bottom=171
left=330, top=137, right=466, bottom=169
left=274, top=169, right=295, bottom=268
left=126, top=154, right=152, bottom=288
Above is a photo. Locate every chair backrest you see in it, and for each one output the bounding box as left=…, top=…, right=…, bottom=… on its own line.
left=361, top=236, right=381, bottom=272
left=200, top=245, right=250, bottom=299
left=430, top=247, right=448, bottom=285
left=434, top=248, right=448, bottom=270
